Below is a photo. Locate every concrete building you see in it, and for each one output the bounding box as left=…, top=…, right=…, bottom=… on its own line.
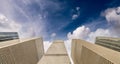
left=0, top=37, right=120, bottom=64
left=71, top=39, right=120, bottom=64
left=38, top=40, right=70, bottom=64
left=0, top=32, right=19, bottom=42
left=95, top=37, right=120, bottom=52
left=0, top=38, right=44, bottom=64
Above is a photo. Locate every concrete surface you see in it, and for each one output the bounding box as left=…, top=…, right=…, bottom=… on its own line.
left=95, top=37, right=120, bottom=52
left=38, top=40, right=70, bottom=64
left=46, top=41, right=68, bottom=54
left=71, top=39, right=120, bottom=64
left=0, top=38, right=44, bottom=64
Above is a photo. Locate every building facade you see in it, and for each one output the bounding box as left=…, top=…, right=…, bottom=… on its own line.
left=71, top=39, right=120, bottom=64
left=0, top=32, right=19, bottom=42
left=95, top=37, right=120, bottom=52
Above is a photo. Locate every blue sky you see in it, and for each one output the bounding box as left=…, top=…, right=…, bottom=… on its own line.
left=0, top=0, right=120, bottom=42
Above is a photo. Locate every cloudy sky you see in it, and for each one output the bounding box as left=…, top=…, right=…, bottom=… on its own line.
left=0, top=0, right=120, bottom=57
left=0, top=0, right=120, bottom=42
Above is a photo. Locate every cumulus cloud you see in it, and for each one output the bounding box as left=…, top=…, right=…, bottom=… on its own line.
left=67, top=25, right=112, bottom=43
left=0, top=14, right=21, bottom=32
left=67, top=26, right=90, bottom=39
left=76, top=7, right=80, bottom=11
left=87, top=29, right=115, bottom=43
left=105, top=7, right=120, bottom=25
left=72, top=7, right=80, bottom=20
left=104, top=6, right=120, bottom=36
left=72, top=14, right=79, bottom=20
left=51, top=33, right=56, bottom=37
left=116, top=7, right=120, bottom=15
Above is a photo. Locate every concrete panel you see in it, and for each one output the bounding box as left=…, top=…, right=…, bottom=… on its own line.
left=38, top=40, right=70, bottom=64
left=21, top=40, right=38, bottom=64
left=38, top=55, right=70, bottom=64
left=0, top=47, right=15, bottom=64
left=72, top=39, right=120, bottom=64
left=46, top=41, right=67, bottom=54
left=80, top=46, right=113, bottom=64
left=95, top=37, right=120, bottom=52
left=35, top=38, right=44, bottom=59
left=0, top=38, right=44, bottom=64
left=9, top=40, right=39, bottom=64
left=9, top=43, right=26, bottom=64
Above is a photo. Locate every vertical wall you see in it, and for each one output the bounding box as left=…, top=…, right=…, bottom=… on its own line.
left=38, top=40, right=70, bottom=64
left=71, top=39, right=120, bottom=64
left=0, top=38, right=44, bottom=64
left=95, top=37, right=120, bottom=52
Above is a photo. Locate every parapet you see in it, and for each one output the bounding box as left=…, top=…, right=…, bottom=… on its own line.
left=53, top=40, right=64, bottom=43
left=71, top=39, right=120, bottom=64
left=0, top=37, right=44, bottom=64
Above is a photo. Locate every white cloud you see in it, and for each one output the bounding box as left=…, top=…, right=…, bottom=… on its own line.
left=67, top=26, right=90, bottom=39
left=76, top=7, right=80, bottom=11
left=0, top=14, right=21, bottom=32
left=116, top=7, right=120, bottom=15
left=67, top=25, right=118, bottom=43
left=72, top=14, right=79, bottom=20
left=43, top=41, right=52, bottom=53
left=87, top=28, right=115, bottom=43
left=51, top=33, right=56, bottom=37
left=105, top=7, right=120, bottom=24
left=72, top=7, right=80, bottom=20
left=104, top=6, right=120, bottom=36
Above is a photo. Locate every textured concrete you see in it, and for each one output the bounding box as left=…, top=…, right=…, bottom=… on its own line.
left=38, top=40, right=70, bottom=64
left=72, top=39, right=120, bottom=64
left=95, top=37, right=120, bottom=52
left=0, top=47, right=15, bottom=64
left=0, top=38, right=44, bottom=64
left=46, top=41, right=67, bottom=55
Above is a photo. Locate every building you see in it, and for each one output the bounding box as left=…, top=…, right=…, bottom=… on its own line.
left=95, top=37, right=120, bottom=52
left=71, top=39, right=120, bottom=64
left=0, top=38, right=44, bottom=64
left=38, top=40, right=70, bottom=64
left=0, top=37, right=120, bottom=64
left=0, top=32, right=19, bottom=42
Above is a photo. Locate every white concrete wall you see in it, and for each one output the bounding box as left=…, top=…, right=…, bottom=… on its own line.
left=0, top=38, right=44, bottom=64
left=38, top=40, right=70, bottom=64
left=71, top=39, right=120, bottom=64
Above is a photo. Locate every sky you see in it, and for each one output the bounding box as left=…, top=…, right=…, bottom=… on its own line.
left=0, top=0, right=120, bottom=41
left=0, top=0, right=120, bottom=63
